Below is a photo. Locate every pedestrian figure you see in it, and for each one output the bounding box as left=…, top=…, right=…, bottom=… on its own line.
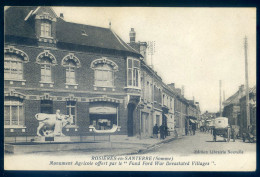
left=159, top=125, right=165, bottom=139
left=153, top=124, right=159, bottom=138
left=165, top=126, right=169, bottom=137
left=192, top=123, right=196, bottom=135
left=189, top=125, right=192, bottom=135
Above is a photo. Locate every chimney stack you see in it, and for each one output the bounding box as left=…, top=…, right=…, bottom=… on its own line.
left=129, top=28, right=136, bottom=43
left=181, top=85, right=185, bottom=96
left=60, top=13, right=64, bottom=20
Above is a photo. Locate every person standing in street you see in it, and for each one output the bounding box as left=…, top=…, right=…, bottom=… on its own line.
left=160, top=124, right=165, bottom=139
left=153, top=124, right=159, bottom=138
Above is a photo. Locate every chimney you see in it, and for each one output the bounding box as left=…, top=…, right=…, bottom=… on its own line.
left=140, top=42, right=147, bottom=63
left=181, top=85, right=185, bottom=96
left=239, top=84, right=245, bottom=96
left=109, top=21, right=111, bottom=29
left=60, top=13, right=64, bottom=20
left=167, top=83, right=175, bottom=91
left=129, top=28, right=136, bottom=43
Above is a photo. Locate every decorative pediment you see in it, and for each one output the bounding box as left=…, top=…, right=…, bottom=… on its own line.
left=36, top=50, right=57, bottom=65
left=4, top=89, right=26, bottom=99
left=65, top=94, right=77, bottom=101
left=40, top=93, right=53, bottom=100
left=4, top=46, right=29, bottom=62
left=33, top=7, right=57, bottom=22
left=61, top=53, right=81, bottom=68
left=90, top=57, right=118, bottom=71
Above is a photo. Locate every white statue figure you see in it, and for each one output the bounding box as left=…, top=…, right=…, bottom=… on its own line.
left=35, top=110, right=73, bottom=137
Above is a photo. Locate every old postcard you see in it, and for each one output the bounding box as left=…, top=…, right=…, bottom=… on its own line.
left=4, top=6, right=256, bottom=171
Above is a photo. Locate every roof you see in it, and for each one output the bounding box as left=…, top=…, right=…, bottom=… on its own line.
left=5, top=6, right=140, bottom=56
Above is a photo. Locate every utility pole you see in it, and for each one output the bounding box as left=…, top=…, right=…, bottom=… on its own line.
left=148, top=41, right=156, bottom=129
left=219, top=80, right=222, bottom=117
left=244, top=36, right=250, bottom=129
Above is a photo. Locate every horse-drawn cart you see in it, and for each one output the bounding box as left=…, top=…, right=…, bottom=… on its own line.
left=212, top=117, right=231, bottom=142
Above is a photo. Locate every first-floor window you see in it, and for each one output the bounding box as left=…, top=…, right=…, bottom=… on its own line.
left=66, top=101, right=76, bottom=125
left=66, top=67, right=76, bottom=84
left=127, top=58, right=140, bottom=87
left=40, top=60, right=52, bottom=82
left=94, top=64, right=114, bottom=87
left=4, top=54, right=23, bottom=80
left=4, top=97, right=24, bottom=126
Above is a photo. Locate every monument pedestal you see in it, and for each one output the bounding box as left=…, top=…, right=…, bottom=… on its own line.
left=34, top=136, right=71, bottom=142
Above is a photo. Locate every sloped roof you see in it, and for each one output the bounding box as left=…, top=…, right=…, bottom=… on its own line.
left=5, top=6, right=140, bottom=56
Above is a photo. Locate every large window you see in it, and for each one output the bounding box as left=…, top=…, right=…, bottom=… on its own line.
left=94, top=64, right=114, bottom=87
left=40, top=100, right=53, bottom=114
left=127, top=58, right=140, bottom=87
left=4, top=97, right=24, bottom=126
left=4, top=54, right=23, bottom=80
left=40, top=58, right=52, bottom=83
left=66, top=101, right=76, bottom=125
left=41, top=21, right=52, bottom=38
left=66, top=61, right=76, bottom=84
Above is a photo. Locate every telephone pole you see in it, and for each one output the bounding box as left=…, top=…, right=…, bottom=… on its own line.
left=244, top=36, right=250, bottom=129
left=219, top=80, right=222, bottom=117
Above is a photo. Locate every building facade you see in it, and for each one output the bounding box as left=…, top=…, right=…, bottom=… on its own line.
left=4, top=7, right=201, bottom=140
left=4, top=7, right=142, bottom=138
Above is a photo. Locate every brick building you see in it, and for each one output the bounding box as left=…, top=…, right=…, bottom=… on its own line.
left=4, top=7, right=201, bottom=140
left=4, top=7, right=143, bottom=138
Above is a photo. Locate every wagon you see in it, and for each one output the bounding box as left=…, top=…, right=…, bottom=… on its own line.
left=212, top=117, right=231, bottom=142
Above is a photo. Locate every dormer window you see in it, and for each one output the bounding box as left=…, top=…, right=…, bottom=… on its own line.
left=41, top=21, right=52, bottom=38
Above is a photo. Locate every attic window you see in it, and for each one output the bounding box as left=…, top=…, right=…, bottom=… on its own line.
left=82, top=30, right=88, bottom=36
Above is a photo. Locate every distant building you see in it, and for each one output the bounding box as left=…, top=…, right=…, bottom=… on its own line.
left=238, top=86, right=256, bottom=134
left=222, top=85, right=245, bottom=126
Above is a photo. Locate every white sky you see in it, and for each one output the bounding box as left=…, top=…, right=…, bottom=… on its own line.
left=53, top=7, right=256, bottom=113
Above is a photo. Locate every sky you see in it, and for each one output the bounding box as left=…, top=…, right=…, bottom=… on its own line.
left=53, top=7, right=256, bottom=113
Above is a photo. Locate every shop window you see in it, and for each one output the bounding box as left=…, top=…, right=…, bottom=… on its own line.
left=127, top=58, right=140, bottom=88
left=66, top=101, right=76, bottom=125
left=4, top=54, right=24, bottom=80
left=4, top=97, right=24, bottom=126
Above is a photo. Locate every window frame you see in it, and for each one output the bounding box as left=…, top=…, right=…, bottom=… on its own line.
left=94, top=64, right=114, bottom=87
left=4, top=54, right=25, bottom=81
left=66, top=101, right=77, bottom=125
left=40, top=20, right=52, bottom=38
left=40, top=59, right=53, bottom=83
left=4, top=97, right=25, bottom=128
left=127, top=58, right=141, bottom=88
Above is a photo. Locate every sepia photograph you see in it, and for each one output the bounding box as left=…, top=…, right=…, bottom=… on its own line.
left=4, top=6, right=256, bottom=171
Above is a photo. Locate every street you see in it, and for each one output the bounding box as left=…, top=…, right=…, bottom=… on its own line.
left=141, top=131, right=256, bottom=156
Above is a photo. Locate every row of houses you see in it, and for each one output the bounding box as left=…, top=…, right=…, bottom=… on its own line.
left=4, top=6, right=201, bottom=140
left=223, top=84, right=256, bottom=135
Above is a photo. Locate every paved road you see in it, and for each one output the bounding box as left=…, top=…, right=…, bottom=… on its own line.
left=140, top=131, right=256, bottom=156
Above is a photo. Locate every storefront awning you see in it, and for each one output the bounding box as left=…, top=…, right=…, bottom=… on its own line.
left=89, top=106, right=117, bottom=114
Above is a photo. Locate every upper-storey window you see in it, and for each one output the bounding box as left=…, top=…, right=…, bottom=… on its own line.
left=91, top=57, right=118, bottom=88
left=4, top=47, right=29, bottom=82
left=62, top=53, right=81, bottom=87
left=127, top=58, right=140, bottom=88
left=95, top=64, right=114, bottom=87
left=40, top=58, right=52, bottom=82
left=4, top=54, right=23, bottom=80
left=66, top=61, right=76, bottom=84
left=36, top=50, right=57, bottom=85
left=41, top=21, right=52, bottom=38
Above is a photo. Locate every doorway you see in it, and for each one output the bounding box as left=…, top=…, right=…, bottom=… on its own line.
left=127, top=103, right=135, bottom=136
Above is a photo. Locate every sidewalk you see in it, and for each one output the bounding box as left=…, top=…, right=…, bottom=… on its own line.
left=109, top=134, right=181, bottom=155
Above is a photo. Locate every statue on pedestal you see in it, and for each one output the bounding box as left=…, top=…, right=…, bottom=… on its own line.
left=35, top=109, right=73, bottom=137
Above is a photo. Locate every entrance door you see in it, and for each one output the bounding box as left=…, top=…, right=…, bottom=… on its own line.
left=141, top=112, right=150, bottom=137
left=127, top=103, right=135, bottom=136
